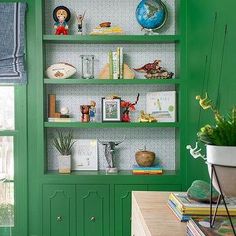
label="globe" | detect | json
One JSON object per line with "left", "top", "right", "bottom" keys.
{"left": 136, "top": 0, "right": 168, "bottom": 31}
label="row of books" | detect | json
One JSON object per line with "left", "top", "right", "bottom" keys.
{"left": 168, "top": 192, "right": 236, "bottom": 222}
{"left": 187, "top": 216, "right": 236, "bottom": 236}
{"left": 132, "top": 164, "right": 163, "bottom": 175}
{"left": 108, "top": 47, "right": 124, "bottom": 79}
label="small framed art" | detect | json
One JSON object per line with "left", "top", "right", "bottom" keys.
{"left": 102, "top": 97, "right": 121, "bottom": 122}
{"left": 72, "top": 139, "right": 98, "bottom": 170}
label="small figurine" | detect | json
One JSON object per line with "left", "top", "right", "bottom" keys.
{"left": 98, "top": 136, "right": 126, "bottom": 173}
{"left": 121, "top": 94, "right": 140, "bottom": 122}
{"left": 77, "top": 11, "right": 86, "bottom": 35}
{"left": 186, "top": 142, "right": 206, "bottom": 160}
{"left": 80, "top": 105, "right": 91, "bottom": 122}
{"left": 89, "top": 101, "right": 96, "bottom": 122}
{"left": 138, "top": 110, "right": 157, "bottom": 123}
{"left": 53, "top": 6, "right": 71, "bottom": 35}
{"left": 134, "top": 60, "right": 174, "bottom": 79}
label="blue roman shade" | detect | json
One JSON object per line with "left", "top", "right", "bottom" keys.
{"left": 0, "top": 2, "right": 27, "bottom": 84}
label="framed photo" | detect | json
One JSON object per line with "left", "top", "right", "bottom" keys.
{"left": 72, "top": 139, "right": 98, "bottom": 170}
{"left": 102, "top": 98, "right": 121, "bottom": 122}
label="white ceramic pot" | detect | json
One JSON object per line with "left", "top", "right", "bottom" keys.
{"left": 58, "top": 155, "right": 71, "bottom": 174}
{"left": 207, "top": 145, "right": 236, "bottom": 197}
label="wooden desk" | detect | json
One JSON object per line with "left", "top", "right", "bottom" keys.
{"left": 132, "top": 191, "right": 187, "bottom": 236}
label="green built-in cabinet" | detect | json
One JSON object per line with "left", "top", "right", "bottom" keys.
{"left": 29, "top": 0, "right": 187, "bottom": 235}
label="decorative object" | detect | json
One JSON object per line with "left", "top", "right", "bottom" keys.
{"left": 60, "top": 107, "right": 69, "bottom": 118}
{"left": 52, "top": 130, "right": 76, "bottom": 174}
{"left": 80, "top": 104, "right": 91, "bottom": 122}
{"left": 72, "top": 139, "right": 98, "bottom": 170}
{"left": 46, "top": 63, "right": 76, "bottom": 79}
{"left": 77, "top": 11, "right": 86, "bottom": 35}
{"left": 99, "top": 63, "right": 135, "bottom": 80}
{"left": 48, "top": 94, "right": 61, "bottom": 118}
{"left": 134, "top": 60, "right": 174, "bottom": 79}
{"left": 53, "top": 6, "right": 71, "bottom": 35}
{"left": 90, "top": 22, "right": 124, "bottom": 35}
{"left": 146, "top": 91, "right": 176, "bottom": 122}
{"left": 121, "top": 94, "right": 140, "bottom": 122}
{"left": 187, "top": 94, "right": 236, "bottom": 232}
{"left": 80, "top": 55, "right": 95, "bottom": 79}
{"left": 102, "top": 97, "right": 121, "bottom": 122}
{"left": 187, "top": 180, "right": 219, "bottom": 203}
{"left": 138, "top": 110, "right": 157, "bottom": 122}
{"left": 136, "top": 0, "right": 168, "bottom": 35}
{"left": 135, "top": 146, "right": 156, "bottom": 167}
{"left": 98, "top": 136, "right": 125, "bottom": 173}
{"left": 89, "top": 101, "right": 96, "bottom": 122}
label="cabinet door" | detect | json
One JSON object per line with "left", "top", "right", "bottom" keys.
{"left": 115, "top": 185, "right": 147, "bottom": 236}
{"left": 43, "top": 185, "right": 76, "bottom": 236}
{"left": 77, "top": 185, "right": 110, "bottom": 236}
{"left": 148, "top": 184, "right": 182, "bottom": 191}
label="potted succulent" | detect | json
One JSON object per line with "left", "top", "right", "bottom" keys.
{"left": 52, "top": 130, "right": 76, "bottom": 174}
{"left": 189, "top": 93, "right": 236, "bottom": 196}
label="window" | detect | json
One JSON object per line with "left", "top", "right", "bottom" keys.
{"left": 0, "top": 86, "right": 27, "bottom": 235}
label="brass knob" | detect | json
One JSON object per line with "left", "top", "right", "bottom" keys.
{"left": 90, "top": 216, "right": 96, "bottom": 222}
{"left": 57, "top": 216, "right": 62, "bottom": 222}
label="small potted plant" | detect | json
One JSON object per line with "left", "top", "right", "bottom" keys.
{"left": 52, "top": 130, "right": 76, "bottom": 174}
{"left": 188, "top": 93, "right": 236, "bottom": 196}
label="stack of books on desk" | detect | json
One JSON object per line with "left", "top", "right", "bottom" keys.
{"left": 168, "top": 192, "right": 236, "bottom": 222}
{"left": 187, "top": 216, "right": 236, "bottom": 236}
{"left": 132, "top": 164, "right": 163, "bottom": 175}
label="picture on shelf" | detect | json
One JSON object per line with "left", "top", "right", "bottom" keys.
{"left": 146, "top": 91, "right": 176, "bottom": 122}
{"left": 72, "top": 139, "right": 98, "bottom": 170}
{"left": 102, "top": 97, "right": 121, "bottom": 122}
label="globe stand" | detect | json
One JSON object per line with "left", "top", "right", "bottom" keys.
{"left": 143, "top": 29, "right": 159, "bottom": 35}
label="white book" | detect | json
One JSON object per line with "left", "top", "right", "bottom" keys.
{"left": 112, "top": 52, "right": 118, "bottom": 79}
{"left": 146, "top": 91, "right": 176, "bottom": 122}
{"left": 48, "top": 117, "right": 74, "bottom": 122}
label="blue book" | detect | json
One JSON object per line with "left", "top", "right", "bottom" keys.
{"left": 132, "top": 164, "right": 163, "bottom": 170}
{"left": 168, "top": 199, "right": 190, "bottom": 222}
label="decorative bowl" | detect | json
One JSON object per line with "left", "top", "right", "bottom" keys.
{"left": 135, "top": 150, "right": 155, "bottom": 167}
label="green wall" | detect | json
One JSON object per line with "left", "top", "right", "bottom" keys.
{"left": 186, "top": 0, "right": 236, "bottom": 186}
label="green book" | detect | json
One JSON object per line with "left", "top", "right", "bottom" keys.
{"left": 108, "top": 51, "right": 113, "bottom": 79}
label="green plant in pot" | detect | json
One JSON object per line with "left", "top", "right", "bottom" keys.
{"left": 188, "top": 93, "right": 236, "bottom": 196}
{"left": 53, "top": 130, "right": 76, "bottom": 174}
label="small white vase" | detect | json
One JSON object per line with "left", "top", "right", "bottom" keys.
{"left": 207, "top": 145, "right": 236, "bottom": 197}
{"left": 58, "top": 155, "right": 71, "bottom": 174}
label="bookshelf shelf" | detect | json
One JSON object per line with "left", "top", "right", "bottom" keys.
{"left": 44, "top": 122, "right": 179, "bottom": 128}
{"left": 43, "top": 34, "right": 180, "bottom": 44}
{"left": 44, "top": 78, "right": 180, "bottom": 85}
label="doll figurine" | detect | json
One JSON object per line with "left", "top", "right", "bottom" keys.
{"left": 89, "top": 101, "right": 96, "bottom": 122}
{"left": 77, "top": 11, "right": 86, "bottom": 35}
{"left": 53, "top": 6, "right": 71, "bottom": 35}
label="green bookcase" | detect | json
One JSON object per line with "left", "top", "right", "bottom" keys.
{"left": 28, "top": 0, "right": 187, "bottom": 235}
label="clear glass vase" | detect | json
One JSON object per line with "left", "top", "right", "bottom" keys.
{"left": 80, "top": 55, "right": 95, "bottom": 79}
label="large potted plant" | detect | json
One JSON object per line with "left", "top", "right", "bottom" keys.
{"left": 52, "top": 130, "right": 76, "bottom": 174}
{"left": 191, "top": 93, "right": 236, "bottom": 196}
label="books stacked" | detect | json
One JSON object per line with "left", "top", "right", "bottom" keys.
{"left": 108, "top": 47, "right": 124, "bottom": 79}
{"left": 187, "top": 216, "right": 236, "bottom": 236}
{"left": 168, "top": 192, "right": 236, "bottom": 222}
{"left": 48, "top": 117, "right": 74, "bottom": 122}
{"left": 132, "top": 164, "right": 163, "bottom": 175}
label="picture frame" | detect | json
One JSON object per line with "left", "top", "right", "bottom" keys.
{"left": 102, "top": 97, "right": 121, "bottom": 122}
{"left": 71, "top": 139, "right": 98, "bottom": 170}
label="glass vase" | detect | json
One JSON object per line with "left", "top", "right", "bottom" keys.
{"left": 80, "top": 55, "right": 95, "bottom": 79}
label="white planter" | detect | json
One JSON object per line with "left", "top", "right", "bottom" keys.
{"left": 207, "top": 145, "right": 236, "bottom": 197}
{"left": 58, "top": 155, "right": 71, "bottom": 174}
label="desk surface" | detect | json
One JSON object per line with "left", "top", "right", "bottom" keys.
{"left": 132, "top": 191, "right": 187, "bottom": 236}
